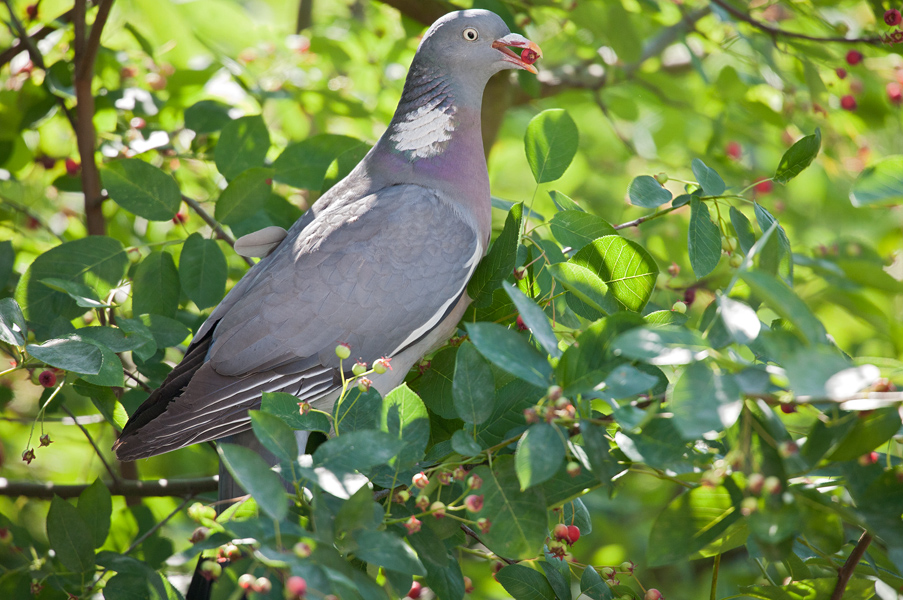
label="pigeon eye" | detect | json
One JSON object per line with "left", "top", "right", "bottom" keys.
{"left": 462, "top": 28, "right": 479, "bottom": 41}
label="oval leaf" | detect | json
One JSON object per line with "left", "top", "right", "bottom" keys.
{"left": 774, "top": 128, "right": 820, "bottom": 184}
{"left": 525, "top": 109, "right": 579, "bottom": 184}
{"left": 101, "top": 159, "right": 181, "bottom": 221}
{"left": 548, "top": 211, "right": 616, "bottom": 253}
{"left": 132, "top": 252, "right": 180, "bottom": 318}
{"left": 250, "top": 410, "right": 300, "bottom": 464}
{"left": 628, "top": 175, "right": 672, "bottom": 208}
{"left": 214, "top": 115, "right": 270, "bottom": 180}
{"left": 27, "top": 336, "right": 103, "bottom": 374}
{"left": 691, "top": 158, "right": 726, "bottom": 196}
{"left": 464, "top": 322, "right": 551, "bottom": 388}
{"left": 47, "top": 496, "right": 96, "bottom": 573}
{"left": 688, "top": 197, "right": 722, "bottom": 278}
{"left": 217, "top": 443, "right": 288, "bottom": 521}
{"left": 179, "top": 233, "right": 227, "bottom": 310}
{"left": 570, "top": 236, "right": 658, "bottom": 312}
{"left": 496, "top": 564, "right": 556, "bottom": 600}
{"left": 515, "top": 423, "right": 566, "bottom": 490}
{"left": 452, "top": 342, "right": 495, "bottom": 425}
{"left": 503, "top": 286, "right": 561, "bottom": 358}
{"left": 214, "top": 167, "right": 273, "bottom": 226}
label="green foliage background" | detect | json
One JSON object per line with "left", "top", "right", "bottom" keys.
{"left": 1, "top": 0, "right": 903, "bottom": 599}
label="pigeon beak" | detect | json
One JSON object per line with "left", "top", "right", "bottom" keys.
{"left": 492, "top": 33, "right": 542, "bottom": 75}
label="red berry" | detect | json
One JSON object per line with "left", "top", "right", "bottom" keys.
{"left": 645, "top": 589, "right": 664, "bottom": 600}
{"left": 859, "top": 451, "right": 879, "bottom": 466}
{"left": 172, "top": 212, "right": 187, "bottom": 224}
{"left": 885, "top": 9, "right": 902, "bottom": 26}
{"left": 285, "top": 576, "right": 307, "bottom": 599}
{"left": 65, "top": 158, "right": 80, "bottom": 177}
{"left": 407, "top": 581, "right": 422, "bottom": 599}
{"left": 888, "top": 82, "right": 903, "bottom": 105}
{"left": 552, "top": 523, "right": 569, "bottom": 542}
{"left": 464, "top": 494, "right": 484, "bottom": 513}
{"left": 25, "top": 4, "right": 37, "bottom": 20}
{"left": 38, "top": 370, "right": 56, "bottom": 387}
{"left": 845, "top": 50, "right": 863, "bottom": 65}
{"left": 754, "top": 179, "right": 773, "bottom": 194}
{"left": 780, "top": 403, "right": 796, "bottom": 414}
{"left": 130, "top": 117, "right": 146, "bottom": 129}
{"left": 835, "top": 67, "right": 847, "bottom": 79}
{"left": 516, "top": 315, "right": 528, "bottom": 331}
{"left": 520, "top": 48, "right": 538, "bottom": 65}
{"left": 725, "top": 141, "right": 741, "bottom": 160}
{"left": 840, "top": 95, "right": 857, "bottom": 111}
{"left": 566, "top": 525, "right": 580, "bottom": 545}
{"left": 683, "top": 287, "right": 696, "bottom": 306}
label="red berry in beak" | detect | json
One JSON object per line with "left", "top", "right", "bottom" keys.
{"left": 520, "top": 48, "right": 538, "bottom": 65}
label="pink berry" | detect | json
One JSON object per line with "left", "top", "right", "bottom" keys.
{"left": 238, "top": 574, "right": 256, "bottom": 590}
{"left": 726, "top": 141, "right": 741, "bottom": 160}
{"left": 407, "top": 581, "right": 422, "bottom": 599}
{"left": 885, "top": 9, "right": 902, "bottom": 26}
{"left": 552, "top": 523, "right": 569, "bottom": 542}
{"left": 841, "top": 95, "right": 857, "bottom": 111}
{"left": 285, "top": 576, "right": 307, "bottom": 598}
{"left": 645, "top": 589, "right": 664, "bottom": 600}
{"left": 465, "top": 495, "right": 484, "bottom": 513}
{"left": 477, "top": 518, "right": 491, "bottom": 533}
{"left": 859, "top": 451, "right": 879, "bottom": 466}
{"left": 754, "top": 179, "right": 773, "bottom": 194}
{"left": 463, "top": 576, "right": 474, "bottom": 593}
{"left": 373, "top": 357, "right": 392, "bottom": 373}
{"left": 566, "top": 525, "right": 580, "bottom": 545}
{"left": 412, "top": 472, "right": 429, "bottom": 489}
{"left": 38, "top": 370, "right": 56, "bottom": 388}
{"left": 130, "top": 117, "right": 146, "bottom": 129}
{"left": 835, "top": 67, "right": 847, "bottom": 79}
{"left": 888, "top": 82, "right": 903, "bottom": 105}
{"left": 430, "top": 501, "right": 446, "bottom": 518}
{"left": 467, "top": 474, "right": 482, "bottom": 490}
{"left": 404, "top": 516, "right": 422, "bottom": 534}
{"left": 253, "top": 577, "right": 271, "bottom": 593}
{"left": 172, "top": 212, "right": 187, "bottom": 224}
{"left": 845, "top": 50, "right": 863, "bottom": 66}
{"left": 65, "top": 158, "right": 80, "bottom": 177}
{"left": 520, "top": 48, "right": 538, "bottom": 65}
{"left": 516, "top": 315, "right": 528, "bottom": 331}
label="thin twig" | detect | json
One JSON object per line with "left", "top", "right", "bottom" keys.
{"left": 710, "top": 0, "right": 884, "bottom": 46}
{"left": 0, "top": 196, "right": 65, "bottom": 241}
{"left": 126, "top": 496, "right": 195, "bottom": 554}
{"left": 1, "top": 0, "right": 45, "bottom": 69}
{"left": 0, "top": 9, "right": 74, "bottom": 69}
{"left": 461, "top": 525, "right": 515, "bottom": 565}
{"left": 60, "top": 404, "right": 121, "bottom": 483}
{"left": 123, "top": 369, "right": 151, "bottom": 392}
{"left": 181, "top": 194, "right": 254, "bottom": 267}
{"left": 75, "top": 0, "right": 114, "bottom": 80}
{"left": 0, "top": 476, "right": 219, "bottom": 498}
{"left": 830, "top": 531, "right": 874, "bottom": 600}
{"left": 613, "top": 206, "right": 680, "bottom": 230}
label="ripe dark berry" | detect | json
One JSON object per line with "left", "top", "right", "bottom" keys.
{"left": 25, "top": 4, "right": 38, "bottom": 20}
{"left": 780, "top": 403, "right": 796, "bottom": 414}
{"left": 835, "top": 67, "right": 847, "bottom": 79}
{"left": 38, "top": 370, "right": 56, "bottom": 388}
{"left": 885, "top": 9, "right": 902, "bottom": 26}
{"left": 407, "top": 581, "right": 422, "bottom": 599}
{"left": 566, "top": 525, "right": 580, "bottom": 545}
{"left": 552, "top": 523, "right": 569, "bottom": 542}
{"left": 840, "top": 95, "right": 857, "bottom": 111}
{"left": 65, "top": 158, "right": 80, "bottom": 177}
{"left": 516, "top": 315, "right": 528, "bottom": 331}
{"left": 172, "top": 212, "right": 187, "bottom": 224}
{"left": 520, "top": 48, "right": 538, "bottom": 65}
{"left": 845, "top": 50, "right": 863, "bottom": 65}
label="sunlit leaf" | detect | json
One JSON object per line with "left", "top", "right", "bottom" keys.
{"left": 774, "top": 128, "right": 821, "bottom": 184}
{"left": 214, "top": 115, "right": 270, "bottom": 180}
{"left": 101, "top": 159, "right": 181, "bottom": 221}
{"left": 525, "top": 109, "right": 579, "bottom": 184}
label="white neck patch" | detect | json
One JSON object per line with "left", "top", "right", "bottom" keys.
{"left": 390, "top": 97, "right": 456, "bottom": 160}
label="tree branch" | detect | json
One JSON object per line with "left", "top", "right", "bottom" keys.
{"left": 181, "top": 194, "right": 254, "bottom": 267}
{"left": 461, "top": 525, "right": 515, "bottom": 565}
{"left": 0, "top": 476, "right": 219, "bottom": 499}
{"left": 0, "top": 9, "right": 74, "bottom": 69}
{"left": 830, "top": 531, "right": 873, "bottom": 600}
{"left": 710, "top": 0, "right": 884, "bottom": 46}
{"left": 295, "top": 0, "right": 313, "bottom": 33}
{"left": 76, "top": 0, "right": 114, "bottom": 81}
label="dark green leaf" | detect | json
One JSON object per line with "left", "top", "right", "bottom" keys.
{"left": 103, "top": 574, "right": 150, "bottom": 600}
{"left": 628, "top": 175, "right": 672, "bottom": 208}
{"left": 539, "top": 560, "right": 571, "bottom": 600}
{"left": 497, "top": 564, "right": 556, "bottom": 600}
{"left": 753, "top": 204, "right": 792, "bottom": 285}
{"left": 214, "top": 115, "right": 270, "bottom": 180}
{"left": 470, "top": 455, "right": 547, "bottom": 560}
{"left": 250, "top": 410, "right": 299, "bottom": 464}
{"left": 548, "top": 211, "right": 616, "bottom": 252}
{"left": 580, "top": 565, "right": 614, "bottom": 600}
{"left": 468, "top": 203, "right": 522, "bottom": 306}
{"left": 47, "top": 496, "right": 95, "bottom": 572}
{"left": 717, "top": 295, "right": 761, "bottom": 344}
{"left": 79, "top": 337, "right": 124, "bottom": 387}
{"left": 352, "top": 530, "right": 426, "bottom": 576}
{"left": 184, "top": 100, "right": 232, "bottom": 134}
{"left": 40, "top": 277, "right": 111, "bottom": 309}
{"left": 547, "top": 262, "right": 618, "bottom": 317}
{"left": 132, "top": 252, "right": 180, "bottom": 318}
{"left": 670, "top": 361, "right": 742, "bottom": 440}
{"left": 774, "top": 128, "right": 821, "bottom": 184}
{"left": 561, "top": 497, "right": 592, "bottom": 535}
{"left": 580, "top": 422, "right": 620, "bottom": 483}
{"left": 515, "top": 423, "right": 566, "bottom": 490}
{"left": 450, "top": 429, "right": 483, "bottom": 456}
{"left": 273, "top": 134, "right": 365, "bottom": 190}
{"left": 453, "top": 342, "right": 496, "bottom": 424}
{"left": 261, "top": 391, "right": 331, "bottom": 432}
{"left": 0, "top": 297, "right": 26, "bottom": 345}
{"left": 465, "top": 322, "right": 551, "bottom": 388}
{"left": 742, "top": 578, "right": 872, "bottom": 600}
{"left": 27, "top": 336, "right": 103, "bottom": 374}
{"left": 335, "top": 485, "right": 381, "bottom": 534}
{"left": 504, "top": 286, "right": 560, "bottom": 358}
{"left": 730, "top": 206, "right": 756, "bottom": 255}
{"left": 101, "top": 159, "right": 181, "bottom": 221}
{"left": 827, "top": 407, "right": 901, "bottom": 461}
{"left": 140, "top": 314, "right": 191, "bottom": 349}
{"left": 408, "top": 346, "right": 458, "bottom": 420}
{"left": 570, "top": 236, "right": 658, "bottom": 312}
{"left": 179, "top": 233, "right": 227, "bottom": 310}
{"left": 78, "top": 478, "right": 112, "bottom": 549}
{"left": 313, "top": 430, "right": 405, "bottom": 474}
{"left": 218, "top": 443, "right": 288, "bottom": 520}
{"left": 214, "top": 167, "right": 273, "bottom": 226}
{"left": 549, "top": 190, "right": 583, "bottom": 212}
{"left": 691, "top": 158, "right": 726, "bottom": 196}
{"left": 688, "top": 197, "right": 722, "bottom": 278}
{"left": 334, "top": 387, "right": 383, "bottom": 433}
{"left": 381, "top": 384, "right": 429, "bottom": 468}
{"left": 525, "top": 109, "right": 579, "bottom": 184}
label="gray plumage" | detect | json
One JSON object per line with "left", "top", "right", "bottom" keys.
{"left": 114, "top": 9, "right": 541, "bottom": 462}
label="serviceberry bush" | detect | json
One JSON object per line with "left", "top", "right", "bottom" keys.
{"left": 2, "top": 1, "right": 903, "bottom": 600}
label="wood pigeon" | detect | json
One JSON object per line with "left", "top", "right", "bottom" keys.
{"left": 113, "top": 11, "right": 541, "bottom": 473}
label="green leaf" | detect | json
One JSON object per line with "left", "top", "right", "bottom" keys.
{"left": 691, "top": 158, "right": 726, "bottom": 196}
{"left": 179, "top": 233, "right": 227, "bottom": 310}
{"left": 15, "top": 236, "right": 128, "bottom": 325}
{"left": 250, "top": 410, "right": 299, "bottom": 464}
{"left": 408, "top": 346, "right": 458, "bottom": 420}
{"left": 611, "top": 326, "right": 708, "bottom": 366}
{"left": 214, "top": 115, "right": 270, "bottom": 180}
{"left": 334, "top": 387, "right": 383, "bottom": 433}
{"left": 754, "top": 204, "right": 792, "bottom": 285}
{"left": 580, "top": 565, "right": 614, "bottom": 600}
{"left": 570, "top": 236, "right": 658, "bottom": 312}
{"left": 0, "top": 297, "right": 27, "bottom": 346}
{"left": 352, "top": 530, "right": 426, "bottom": 576}
{"left": 496, "top": 564, "right": 556, "bottom": 600}
{"left": 79, "top": 337, "right": 124, "bottom": 387}
{"left": 465, "top": 322, "right": 551, "bottom": 388}
{"left": 452, "top": 342, "right": 495, "bottom": 425}
{"left": 515, "top": 423, "right": 566, "bottom": 490}
{"left": 539, "top": 560, "right": 570, "bottom": 600}
{"left": 628, "top": 175, "right": 672, "bottom": 208}
{"left": 827, "top": 407, "right": 901, "bottom": 461}
{"left": 260, "top": 391, "right": 331, "bottom": 432}
{"left": 548, "top": 211, "right": 616, "bottom": 253}
{"left": 77, "top": 478, "right": 112, "bottom": 549}
{"left": 217, "top": 443, "right": 289, "bottom": 521}
{"left": 717, "top": 295, "right": 761, "bottom": 344}
{"left": 742, "top": 578, "right": 873, "bottom": 600}
{"left": 670, "top": 361, "right": 742, "bottom": 440}
{"left": 470, "top": 455, "right": 548, "bottom": 560}
{"left": 688, "top": 197, "right": 722, "bottom": 278}
{"left": 773, "top": 128, "right": 821, "bottom": 184}
{"left": 580, "top": 421, "right": 621, "bottom": 483}
{"left": 47, "top": 496, "right": 96, "bottom": 572}
{"left": 214, "top": 167, "right": 273, "bottom": 226}
{"left": 132, "top": 252, "right": 180, "bottom": 318}
{"left": 273, "top": 134, "right": 365, "bottom": 190}
{"left": 140, "top": 314, "right": 191, "bottom": 349}
{"left": 450, "top": 429, "right": 483, "bottom": 456}
{"left": 40, "top": 277, "right": 111, "bottom": 309}
{"left": 103, "top": 574, "right": 150, "bottom": 600}
{"left": 313, "top": 430, "right": 405, "bottom": 474}
{"left": 730, "top": 206, "right": 756, "bottom": 255}
{"left": 549, "top": 190, "right": 583, "bottom": 212}
{"left": 468, "top": 202, "right": 522, "bottom": 306}
{"left": 525, "top": 109, "right": 579, "bottom": 184}
{"left": 547, "top": 262, "right": 617, "bottom": 316}
{"left": 335, "top": 485, "right": 381, "bottom": 535}
{"left": 740, "top": 270, "right": 827, "bottom": 344}
{"left": 849, "top": 155, "right": 903, "bottom": 207}
{"left": 647, "top": 483, "right": 744, "bottom": 566}
{"left": 184, "top": 100, "right": 232, "bottom": 134}
{"left": 504, "top": 286, "right": 561, "bottom": 358}
{"left": 27, "top": 335, "right": 103, "bottom": 374}
{"left": 100, "top": 159, "right": 181, "bottom": 221}
{"left": 381, "top": 384, "right": 429, "bottom": 468}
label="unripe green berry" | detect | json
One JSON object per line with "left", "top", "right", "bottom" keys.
{"left": 729, "top": 254, "right": 743, "bottom": 268}
{"left": 654, "top": 172, "right": 669, "bottom": 184}
{"left": 672, "top": 301, "right": 687, "bottom": 314}
{"left": 352, "top": 361, "right": 367, "bottom": 376}
{"left": 335, "top": 343, "right": 351, "bottom": 359}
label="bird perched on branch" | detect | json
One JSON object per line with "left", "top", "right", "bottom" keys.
{"left": 113, "top": 9, "right": 540, "bottom": 479}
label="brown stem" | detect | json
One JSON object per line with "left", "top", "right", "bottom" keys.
{"left": 0, "top": 9, "right": 74, "bottom": 69}
{"left": 76, "top": 0, "right": 114, "bottom": 80}
{"left": 830, "top": 531, "right": 874, "bottom": 600}
{"left": 710, "top": 0, "right": 883, "bottom": 45}
{"left": 60, "top": 404, "right": 121, "bottom": 483}
{"left": 295, "top": 0, "right": 313, "bottom": 32}
{"left": 613, "top": 205, "right": 680, "bottom": 230}
{"left": 181, "top": 194, "right": 255, "bottom": 267}
{"left": 0, "top": 476, "right": 219, "bottom": 499}
{"left": 461, "top": 525, "right": 515, "bottom": 565}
